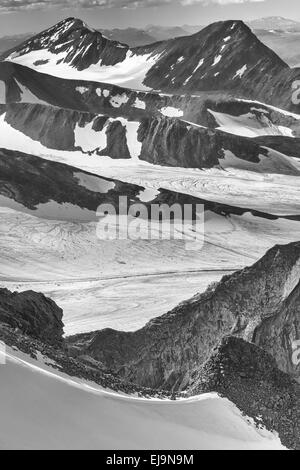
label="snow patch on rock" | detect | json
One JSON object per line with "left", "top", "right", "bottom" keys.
{"left": 109, "top": 93, "right": 129, "bottom": 108}
{"left": 74, "top": 172, "right": 115, "bottom": 194}
{"left": 233, "top": 65, "right": 247, "bottom": 79}
{"left": 208, "top": 109, "right": 295, "bottom": 138}
{"left": 160, "top": 106, "right": 184, "bottom": 118}
{"left": 212, "top": 55, "right": 222, "bottom": 66}
{"left": 76, "top": 86, "right": 89, "bottom": 95}
{"left": 74, "top": 120, "right": 109, "bottom": 153}
{"left": 133, "top": 97, "right": 146, "bottom": 110}
{"left": 138, "top": 188, "right": 160, "bottom": 202}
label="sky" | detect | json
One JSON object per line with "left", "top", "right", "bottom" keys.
{"left": 0, "top": 0, "right": 299, "bottom": 36}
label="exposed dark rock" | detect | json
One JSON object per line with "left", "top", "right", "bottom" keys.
{"left": 188, "top": 337, "right": 300, "bottom": 450}
{"left": 0, "top": 288, "right": 64, "bottom": 346}
{"left": 67, "top": 242, "right": 300, "bottom": 390}
{"left": 0, "top": 323, "right": 176, "bottom": 399}
{"left": 253, "top": 280, "right": 300, "bottom": 382}
{"left": 0, "top": 102, "right": 298, "bottom": 175}
{"left": 138, "top": 115, "right": 269, "bottom": 169}
{"left": 2, "top": 18, "right": 129, "bottom": 70}
{"left": 1, "top": 147, "right": 297, "bottom": 225}
{"left": 99, "top": 120, "right": 131, "bottom": 159}
{"left": 0, "top": 147, "right": 143, "bottom": 212}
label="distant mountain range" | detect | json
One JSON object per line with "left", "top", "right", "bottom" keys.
{"left": 248, "top": 16, "right": 300, "bottom": 31}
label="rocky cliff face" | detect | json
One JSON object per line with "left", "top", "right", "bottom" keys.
{"left": 1, "top": 102, "right": 299, "bottom": 175}
{"left": 138, "top": 115, "right": 269, "bottom": 168}
{"left": 189, "top": 337, "right": 300, "bottom": 450}
{"left": 0, "top": 288, "right": 64, "bottom": 346}
{"left": 253, "top": 280, "right": 300, "bottom": 382}
{"left": 140, "top": 20, "right": 289, "bottom": 93}
{"left": 67, "top": 242, "right": 300, "bottom": 390}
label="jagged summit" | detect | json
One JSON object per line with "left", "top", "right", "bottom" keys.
{"left": 4, "top": 16, "right": 129, "bottom": 72}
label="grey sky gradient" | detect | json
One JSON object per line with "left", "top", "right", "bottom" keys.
{"left": 0, "top": 0, "right": 299, "bottom": 35}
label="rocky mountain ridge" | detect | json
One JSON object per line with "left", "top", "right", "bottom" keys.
{"left": 189, "top": 337, "right": 300, "bottom": 450}
{"left": 2, "top": 18, "right": 300, "bottom": 113}
{"left": 0, "top": 249, "right": 299, "bottom": 448}
{"left": 0, "top": 288, "right": 64, "bottom": 345}
{"left": 1, "top": 101, "right": 299, "bottom": 175}
{"left": 67, "top": 242, "right": 300, "bottom": 390}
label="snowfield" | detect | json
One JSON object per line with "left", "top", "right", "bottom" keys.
{"left": 6, "top": 49, "right": 163, "bottom": 90}
{"left": 0, "top": 348, "right": 285, "bottom": 450}
{"left": 1, "top": 204, "right": 299, "bottom": 335}
{"left": 208, "top": 108, "right": 295, "bottom": 138}
{"left": 160, "top": 106, "right": 184, "bottom": 117}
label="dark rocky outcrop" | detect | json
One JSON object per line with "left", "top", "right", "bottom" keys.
{"left": 67, "top": 242, "right": 300, "bottom": 390}
{"left": 1, "top": 102, "right": 299, "bottom": 175}
{"left": 188, "top": 337, "right": 300, "bottom": 450}
{"left": 138, "top": 115, "right": 269, "bottom": 169}
{"left": 254, "top": 135, "right": 300, "bottom": 158}
{"left": 0, "top": 288, "right": 64, "bottom": 346}
{"left": 0, "top": 323, "right": 175, "bottom": 399}
{"left": 0, "top": 148, "right": 143, "bottom": 213}
{"left": 253, "top": 280, "right": 300, "bottom": 382}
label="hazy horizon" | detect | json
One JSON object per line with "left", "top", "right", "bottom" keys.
{"left": 0, "top": 0, "right": 300, "bottom": 36}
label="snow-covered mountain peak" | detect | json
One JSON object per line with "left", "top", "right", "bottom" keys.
{"left": 5, "top": 17, "right": 129, "bottom": 73}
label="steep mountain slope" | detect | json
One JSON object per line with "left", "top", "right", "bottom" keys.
{"left": 2, "top": 59, "right": 299, "bottom": 132}
{"left": 2, "top": 17, "right": 158, "bottom": 91}
{"left": 189, "top": 336, "right": 300, "bottom": 450}
{"left": 3, "top": 18, "right": 131, "bottom": 73}
{"left": 0, "top": 289, "right": 63, "bottom": 346}
{"left": 0, "top": 147, "right": 145, "bottom": 218}
{"left": 67, "top": 242, "right": 300, "bottom": 390}
{"left": 3, "top": 18, "right": 300, "bottom": 112}
{"left": 0, "top": 101, "right": 299, "bottom": 175}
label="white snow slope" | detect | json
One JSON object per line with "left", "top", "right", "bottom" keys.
{"left": 6, "top": 49, "right": 163, "bottom": 91}
{"left": 208, "top": 108, "right": 296, "bottom": 138}
{"left": 0, "top": 348, "right": 285, "bottom": 450}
